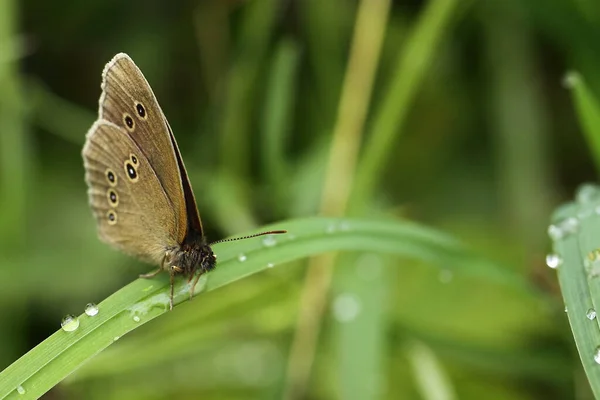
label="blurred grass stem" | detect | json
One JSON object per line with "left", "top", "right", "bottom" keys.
{"left": 0, "top": 0, "right": 28, "bottom": 251}
{"left": 283, "top": 0, "right": 391, "bottom": 398}
{"left": 350, "top": 0, "right": 460, "bottom": 211}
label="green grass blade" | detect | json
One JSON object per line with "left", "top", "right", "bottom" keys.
{"left": 550, "top": 184, "right": 600, "bottom": 398}
{"left": 261, "top": 38, "right": 299, "bottom": 197}
{"left": 0, "top": 0, "right": 28, "bottom": 252}
{"left": 406, "top": 340, "right": 456, "bottom": 400}
{"left": 351, "top": 0, "right": 462, "bottom": 209}
{"left": 565, "top": 71, "right": 600, "bottom": 174}
{"left": 219, "top": 0, "right": 277, "bottom": 177}
{"left": 0, "top": 216, "right": 528, "bottom": 399}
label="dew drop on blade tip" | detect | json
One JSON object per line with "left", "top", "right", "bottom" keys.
{"left": 262, "top": 235, "right": 277, "bottom": 247}
{"left": 594, "top": 346, "right": 600, "bottom": 364}
{"left": 545, "top": 253, "right": 562, "bottom": 269}
{"left": 85, "top": 303, "right": 99, "bottom": 316}
{"left": 61, "top": 315, "right": 80, "bottom": 332}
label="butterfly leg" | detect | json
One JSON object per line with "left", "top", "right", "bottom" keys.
{"left": 139, "top": 268, "right": 161, "bottom": 279}
{"left": 168, "top": 265, "right": 183, "bottom": 310}
{"left": 189, "top": 272, "right": 204, "bottom": 301}
{"left": 169, "top": 271, "right": 175, "bottom": 311}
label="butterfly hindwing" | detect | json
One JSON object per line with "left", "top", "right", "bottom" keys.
{"left": 83, "top": 120, "right": 180, "bottom": 264}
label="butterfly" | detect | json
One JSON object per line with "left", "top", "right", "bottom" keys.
{"left": 82, "top": 53, "right": 285, "bottom": 310}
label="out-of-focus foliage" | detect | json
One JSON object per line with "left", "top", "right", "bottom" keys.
{"left": 0, "top": 0, "right": 597, "bottom": 398}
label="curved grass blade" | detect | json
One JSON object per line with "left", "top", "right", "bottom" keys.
{"left": 0, "top": 216, "right": 529, "bottom": 399}
{"left": 550, "top": 184, "right": 600, "bottom": 398}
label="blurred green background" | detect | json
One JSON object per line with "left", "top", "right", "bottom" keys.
{"left": 1, "top": 0, "right": 598, "bottom": 398}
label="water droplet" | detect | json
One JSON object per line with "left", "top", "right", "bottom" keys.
{"left": 587, "top": 308, "right": 597, "bottom": 320}
{"left": 565, "top": 306, "right": 568, "bottom": 313}
{"left": 16, "top": 385, "right": 25, "bottom": 395}
{"left": 84, "top": 303, "right": 99, "bottom": 317}
{"left": 548, "top": 217, "right": 579, "bottom": 241}
{"left": 238, "top": 253, "right": 247, "bottom": 262}
{"left": 576, "top": 184, "right": 600, "bottom": 204}
{"left": 594, "top": 347, "right": 600, "bottom": 364}
{"left": 326, "top": 224, "right": 336, "bottom": 234}
{"left": 585, "top": 250, "right": 600, "bottom": 278}
{"left": 113, "top": 336, "right": 120, "bottom": 341}
{"left": 267, "top": 263, "right": 274, "bottom": 268}
{"left": 133, "top": 315, "right": 140, "bottom": 322}
{"left": 562, "top": 71, "right": 581, "bottom": 89}
{"left": 262, "top": 235, "right": 277, "bottom": 247}
{"left": 438, "top": 269, "right": 453, "bottom": 283}
{"left": 332, "top": 293, "right": 361, "bottom": 323}
{"left": 61, "top": 315, "right": 80, "bottom": 332}
{"left": 545, "top": 253, "right": 562, "bottom": 269}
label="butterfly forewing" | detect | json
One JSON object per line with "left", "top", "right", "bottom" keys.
{"left": 83, "top": 121, "right": 180, "bottom": 264}
{"left": 98, "top": 53, "right": 191, "bottom": 242}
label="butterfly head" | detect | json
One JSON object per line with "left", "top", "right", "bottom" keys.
{"left": 199, "top": 244, "right": 216, "bottom": 273}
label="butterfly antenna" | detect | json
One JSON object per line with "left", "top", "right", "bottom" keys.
{"left": 210, "top": 230, "right": 287, "bottom": 245}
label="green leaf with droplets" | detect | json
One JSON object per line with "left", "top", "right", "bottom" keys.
{"left": 550, "top": 184, "right": 600, "bottom": 398}
{"left": 0, "top": 216, "right": 530, "bottom": 400}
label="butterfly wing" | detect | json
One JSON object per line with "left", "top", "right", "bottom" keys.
{"left": 98, "top": 53, "right": 201, "bottom": 242}
{"left": 164, "top": 119, "right": 203, "bottom": 235}
{"left": 83, "top": 120, "right": 180, "bottom": 264}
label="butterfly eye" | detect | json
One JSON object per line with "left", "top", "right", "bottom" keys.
{"left": 123, "top": 113, "right": 135, "bottom": 131}
{"left": 105, "top": 169, "right": 117, "bottom": 187}
{"left": 135, "top": 102, "right": 147, "bottom": 119}
{"left": 107, "top": 210, "right": 117, "bottom": 225}
{"left": 107, "top": 189, "right": 119, "bottom": 206}
{"left": 124, "top": 161, "right": 139, "bottom": 182}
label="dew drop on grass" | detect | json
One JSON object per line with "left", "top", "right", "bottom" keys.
{"left": 113, "top": 336, "right": 120, "bottom": 341}
{"left": 238, "top": 253, "right": 247, "bottom": 262}
{"left": 545, "top": 254, "right": 562, "bottom": 269}
{"left": 84, "top": 303, "right": 99, "bottom": 316}
{"left": 267, "top": 263, "right": 274, "bottom": 268}
{"left": 333, "top": 293, "right": 361, "bottom": 323}
{"left": 133, "top": 315, "right": 141, "bottom": 322}
{"left": 587, "top": 309, "right": 597, "bottom": 321}
{"left": 594, "top": 347, "right": 600, "bottom": 364}
{"left": 547, "top": 217, "right": 579, "bottom": 241}
{"left": 16, "top": 385, "right": 25, "bottom": 395}
{"left": 61, "top": 315, "right": 80, "bottom": 332}
{"left": 576, "top": 183, "right": 600, "bottom": 204}
{"left": 262, "top": 235, "right": 277, "bottom": 247}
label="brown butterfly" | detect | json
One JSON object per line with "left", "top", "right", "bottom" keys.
{"left": 82, "top": 53, "right": 284, "bottom": 310}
